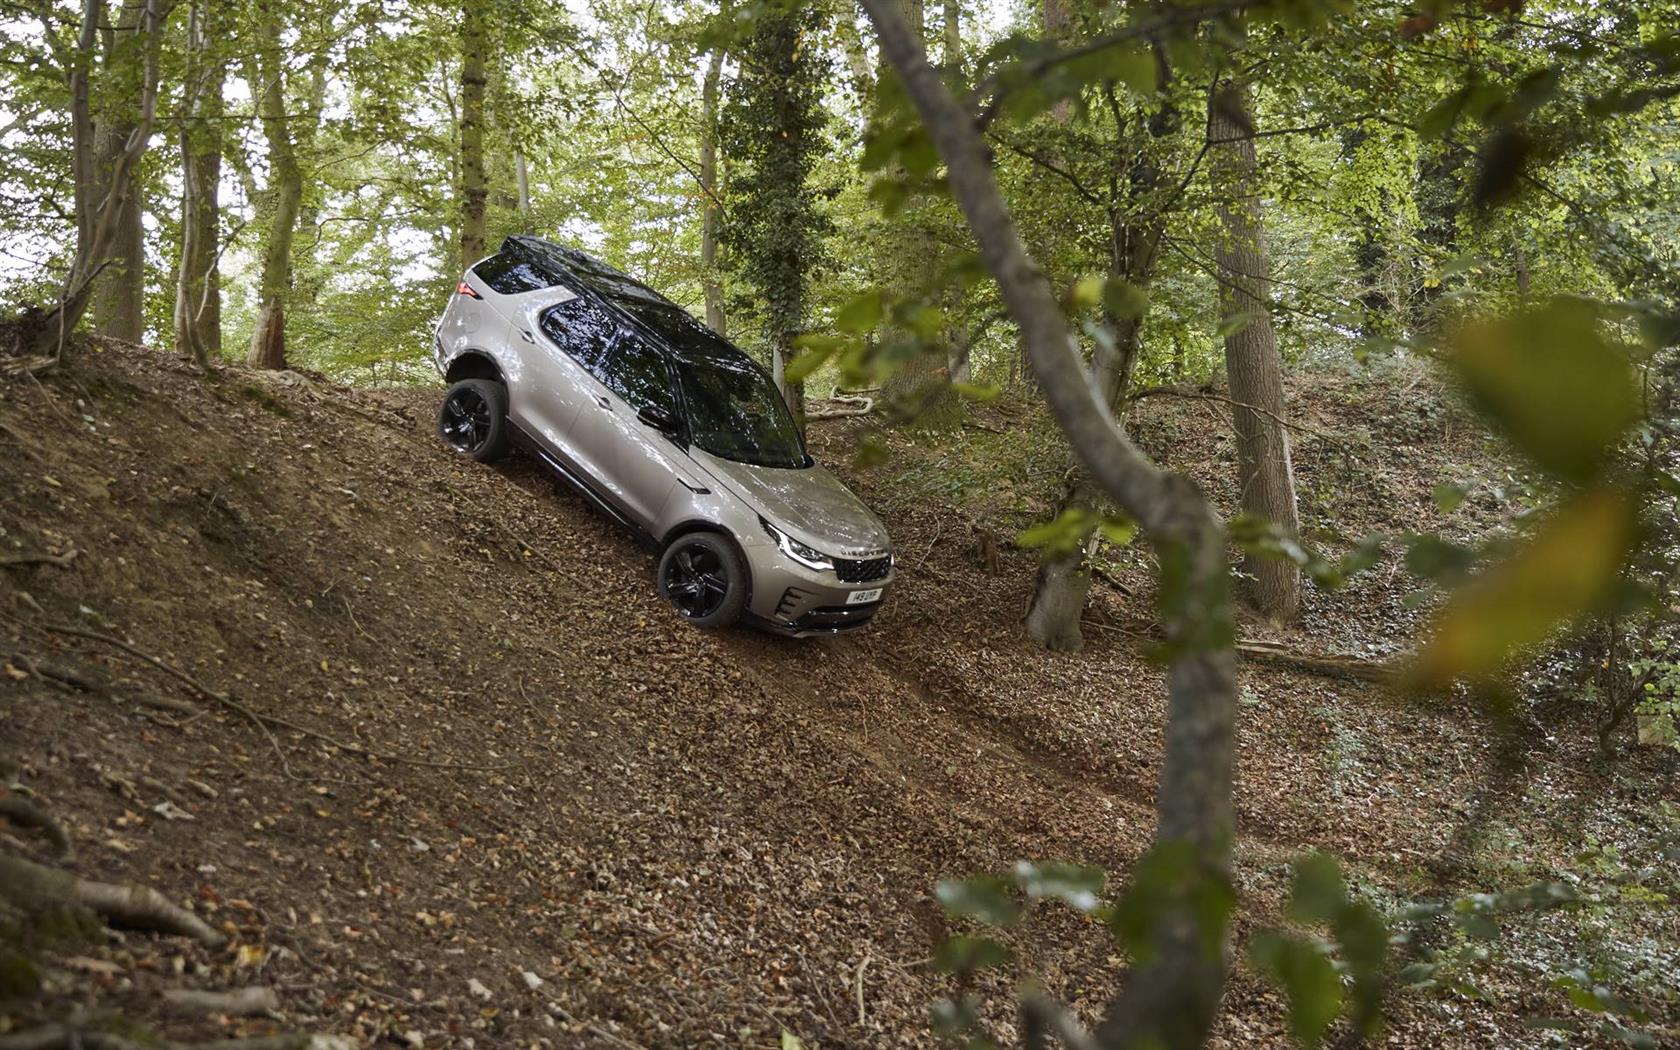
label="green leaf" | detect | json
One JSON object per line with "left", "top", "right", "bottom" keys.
{"left": 1217, "top": 309, "right": 1265, "bottom": 337}
{"left": 1412, "top": 487, "right": 1640, "bottom": 687}
{"left": 932, "top": 935, "right": 1014, "bottom": 973}
{"left": 1248, "top": 932, "right": 1343, "bottom": 1048}
{"left": 780, "top": 1032, "right": 802, "bottom": 1050}
{"left": 1097, "top": 517, "right": 1138, "bottom": 548}
{"left": 1070, "top": 275, "right": 1105, "bottom": 309}
{"left": 1103, "top": 279, "right": 1149, "bottom": 321}
{"left": 1404, "top": 534, "right": 1476, "bottom": 583}
{"left": 1016, "top": 508, "right": 1099, "bottom": 559}
{"left": 936, "top": 876, "right": 1022, "bottom": 926}
{"left": 951, "top": 381, "right": 1001, "bottom": 402}
{"left": 783, "top": 349, "right": 835, "bottom": 385}
{"left": 1288, "top": 853, "right": 1348, "bottom": 924}
{"left": 1432, "top": 484, "right": 1466, "bottom": 514}
{"left": 1106, "top": 44, "right": 1155, "bottom": 96}
{"left": 1451, "top": 301, "right": 1639, "bottom": 483}
{"left": 837, "top": 290, "right": 884, "bottom": 334}
{"left": 1013, "top": 861, "right": 1105, "bottom": 912}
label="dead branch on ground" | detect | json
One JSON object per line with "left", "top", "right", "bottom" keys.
{"left": 805, "top": 394, "right": 876, "bottom": 421}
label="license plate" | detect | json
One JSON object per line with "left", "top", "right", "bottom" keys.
{"left": 846, "top": 588, "right": 883, "bottom": 605}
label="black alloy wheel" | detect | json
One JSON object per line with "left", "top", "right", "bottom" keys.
{"left": 437, "top": 378, "right": 508, "bottom": 462}
{"left": 657, "top": 532, "right": 748, "bottom": 628}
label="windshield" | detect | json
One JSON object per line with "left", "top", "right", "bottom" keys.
{"left": 677, "top": 350, "right": 807, "bottom": 468}
{"left": 608, "top": 300, "right": 804, "bottom": 468}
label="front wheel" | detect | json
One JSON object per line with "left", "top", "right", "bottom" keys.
{"left": 437, "top": 378, "right": 508, "bottom": 462}
{"left": 657, "top": 532, "right": 748, "bottom": 629}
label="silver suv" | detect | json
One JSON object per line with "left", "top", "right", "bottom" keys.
{"left": 432, "top": 236, "right": 893, "bottom": 635}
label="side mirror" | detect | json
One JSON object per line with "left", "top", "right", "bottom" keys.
{"left": 637, "top": 403, "right": 678, "bottom": 434}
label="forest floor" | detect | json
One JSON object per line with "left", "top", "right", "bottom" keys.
{"left": 0, "top": 341, "right": 1675, "bottom": 1050}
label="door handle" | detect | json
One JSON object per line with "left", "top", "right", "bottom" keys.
{"left": 595, "top": 395, "right": 611, "bottom": 409}
{"left": 520, "top": 330, "right": 536, "bottom": 343}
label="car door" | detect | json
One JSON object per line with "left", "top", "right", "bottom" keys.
{"left": 567, "top": 326, "right": 684, "bottom": 527}
{"left": 517, "top": 293, "right": 622, "bottom": 472}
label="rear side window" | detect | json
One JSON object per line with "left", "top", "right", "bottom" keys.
{"left": 598, "top": 330, "right": 675, "bottom": 414}
{"left": 540, "top": 296, "right": 619, "bottom": 374}
{"left": 473, "top": 254, "right": 557, "bottom": 295}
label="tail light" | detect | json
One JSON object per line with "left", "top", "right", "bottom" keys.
{"left": 456, "top": 280, "right": 482, "bottom": 300}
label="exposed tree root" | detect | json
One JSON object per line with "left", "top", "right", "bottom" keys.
{"left": 0, "top": 854, "right": 225, "bottom": 947}
{"left": 0, "top": 1025, "right": 353, "bottom": 1050}
{"left": 0, "top": 796, "right": 72, "bottom": 857}
{"left": 163, "top": 986, "right": 280, "bottom": 1016}
{"left": 805, "top": 395, "right": 875, "bottom": 420}
{"left": 0, "top": 549, "right": 79, "bottom": 569}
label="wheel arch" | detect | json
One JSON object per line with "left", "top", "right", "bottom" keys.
{"left": 444, "top": 350, "right": 505, "bottom": 386}
{"left": 660, "top": 520, "right": 753, "bottom": 604}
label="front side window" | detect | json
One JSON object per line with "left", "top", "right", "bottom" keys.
{"left": 473, "top": 254, "right": 557, "bottom": 295}
{"left": 597, "top": 331, "right": 676, "bottom": 415}
{"left": 677, "top": 351, "right": 806, "bottom": 469}
{"left": 540, "top": 296, "right": 619, "bottom": 375}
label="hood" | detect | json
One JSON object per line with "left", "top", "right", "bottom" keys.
{"left": 692, "top": 450, "right": 891, "bottom": 557}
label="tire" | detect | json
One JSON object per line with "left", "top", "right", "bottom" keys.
{"left": 657, "top": 531, "right": 749, "bottom": 629}
{"left": 437, "top": 378, "right": 508, "bottom": 463}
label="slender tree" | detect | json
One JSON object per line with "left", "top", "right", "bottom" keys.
{"left": 89, "top": 0, "right": 148, "bottom": 343}
{"left": 860, "top": 4, "right": 1238, "bottom": 1045}
{"left": 245, "top": 0, "right": 306, "bottom": 370}
{"left": 459, "top": 0, "right": 489, "bottom": 271}
{"left": 699, "top": 46, "right": 726, "bottom": 335}
{"left": 1209, "top": 79, "right": 1301, "bottom": 621}
{"left": 1026, "top": 73, "right": 1177, "bottom": 651}
{"left": 174, "top": 0, "right": 223, "bottom": 365}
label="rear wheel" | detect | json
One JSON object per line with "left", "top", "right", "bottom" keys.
{"left": 658, "top": 532, "right": 748, "bottom": 629}
{"left": 437, "top": 378, "right": 508, "bottom": 462}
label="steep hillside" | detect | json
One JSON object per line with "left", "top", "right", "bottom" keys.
{"left": 1, "top": 344, "right": 1674, "bottom": 1049}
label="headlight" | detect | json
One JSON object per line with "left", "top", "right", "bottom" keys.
{"left": 759, "top": 517, "right": 833, "bottom": 572}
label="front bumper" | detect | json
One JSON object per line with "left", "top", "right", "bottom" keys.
{"left": 743, "top": 544, "right": 894, "bottom": 637}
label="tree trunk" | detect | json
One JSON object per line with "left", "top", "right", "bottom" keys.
{"left": 173, "top": 0, "right": 222, "bottom": 365}
{"left": 942, "top": 0, "right": 960, "bottom": 66}
{"left": 30, "top": 0, "right": 162, "bottom": 357}
{"left": 699, "top": 47, "right": 726, "bottom": 335}
{"left": 245, "top": 0, "right": 302, "bottom": 371}
{"left": 459, "top": 0, "right": 488, "bottom": 272}
{"left": 89, "top": 0, "right": 147, "bottom": 343}
{"left": 858, "top": 8, "right": 1238, "bottom": 1046}
{"left": 1209, "top": 80, "right": 1300, "bottom": 622}
{"left": 514, "top": 149, "right": 532, "bottom": 234}
{"left": 1027, "top": 76, "right": 1174, "bottom": 651}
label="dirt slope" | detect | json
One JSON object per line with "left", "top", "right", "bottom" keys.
{"left": 1, "top": 344, "right": 1674, "bottom": 1049}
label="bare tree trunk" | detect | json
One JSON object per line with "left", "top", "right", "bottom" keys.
{"left": 174, "top": 0, "right": 222, "bottom": 365}
{"left": 860, "top": 7, "right": 1237, "bottom": 1046}
{"left": 1209, "top": 80, "right": 1300, "bottom": 622}
{"left": 773, "top": 335, "right": 802, "bottom": 428}
{"left": 89, "top": 0, "right": 147, "bottom": 343}
{"left": 246, "top": 0, "right": 302, "bottom": 371}
{"left": 699, "top": 47, "right": 726, "bottom": 335}
{"left": 514, "top": 149, "right": 532, "bottom": 234}
{"left": 459, "top": 0, "right": 488, "bottom": 271}
{"left": 942, "top": 0, "right": 960, "bottom": 66}
{"left": 29, "top": 0, "right": 163, "bottom": 358}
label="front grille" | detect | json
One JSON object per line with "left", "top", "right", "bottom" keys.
{"left": 834, "top": 555, "right": 891, "bottom": 583}
{"left": 776, "top": 586, "right": 814, "bottom": 618}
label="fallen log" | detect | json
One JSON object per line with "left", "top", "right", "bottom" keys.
{"left": 164, "top": 987, "right": 281, "bottom": 1017}
{"left": 0, "top": 854, "right": 225, "bottom": 947}
{"left": 1081, "top": 619, "right": 1399, "bottom": 685}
